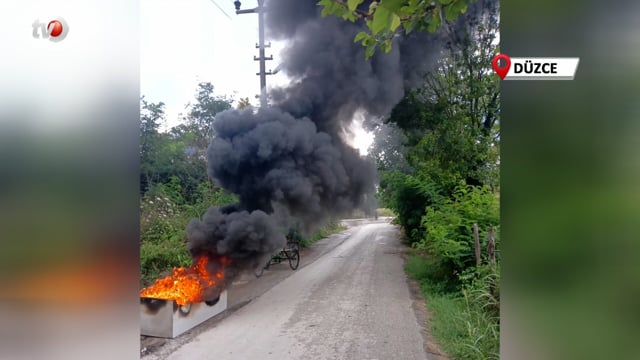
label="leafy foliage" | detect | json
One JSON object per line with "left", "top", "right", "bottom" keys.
{"left": 366, "top": 122, "right": 411, "bottom": 173}
{"left": 373, "top": 0, "right": 499, "bottom": 207}
{"left": 379, "top": 171, "right": 443, "bottom": 243}
{"left": 417, "top": 185, "right": 499, "bottom": 286}
{"left": 236, "top": 97, "right": 252, "bottom": 110}
{"left": 376, "top": 18, "right": 501, "bottom": 239}
{"left": 317, "top": 0, "right": 476, "bottom": 58}
{"left": 172, "top": 82, "right": 234, "bottom": 156}
{"left": 140, "top": 177, "right": 238, "bottom": 285}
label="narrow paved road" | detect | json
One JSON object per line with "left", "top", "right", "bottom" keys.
{"left": 167, "top": 222, "right": 427, "bottom": 360}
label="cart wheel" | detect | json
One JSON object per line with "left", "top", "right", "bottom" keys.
{"left": 288, "top": 249, "right": 300, "bottom": 270}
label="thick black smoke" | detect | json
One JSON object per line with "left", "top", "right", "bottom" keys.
{"left": 186, "top": 0, "right": 496, "bottom": 293}
{"left": 206, "top": 108, "right": 374, "bottom": 220}
{"left": 186, "top": 107, "right": 376, "bottom": 287}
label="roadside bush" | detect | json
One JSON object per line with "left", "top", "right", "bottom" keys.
{"left": 140, "top": 192, "right": 189, "bottom": 285}
{"left": 140, "top": 179, "right": 237, "bottom": 286}
{"left": 140, "top": 192, "right": 181, "bottom": 243}
{"left": 182, "top": 182, "right": 237, "bottom": 218}
{"left": 379, "top": 171, "right": 443, "bottom": 244}
{"left": 415, "top": 185, "right": 499, "bottom": 287}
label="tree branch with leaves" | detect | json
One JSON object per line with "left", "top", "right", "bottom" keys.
{"left": 317, "top": 0, "right": 475, "bottom": 58}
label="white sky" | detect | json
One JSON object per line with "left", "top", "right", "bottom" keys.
{"left": 140, "top": 0, "right": 288, "bottom": 124}
{"left": 140, "top": 0, "right": 373, "bottom": 154}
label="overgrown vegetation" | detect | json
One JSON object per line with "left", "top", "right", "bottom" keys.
{"left": 370, "top": 3, "right": 500, "bottom": 358}
{"left": 140, "top": 179, "right": 238, "bottom": 286}
{"left": 407, "top": 253, "right": 499, "bottom": 359}
{"left": 416, "top": 184, "right": 499, "bottom": 290}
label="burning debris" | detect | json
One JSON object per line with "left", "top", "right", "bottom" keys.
{"left": 140, "top": 256, "right": 228, "bottom": 306}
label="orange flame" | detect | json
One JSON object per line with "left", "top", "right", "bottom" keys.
{"left": 140, "top": 256, "right": 226, "bottom": 306}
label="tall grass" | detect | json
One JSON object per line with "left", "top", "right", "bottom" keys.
{"left": 406, "top": 252, "right": 500, "bottom": 359}
{"left": 139, "top": 184, "right": 237, "bottom": 286}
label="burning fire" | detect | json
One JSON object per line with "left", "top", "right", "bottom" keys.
{"left": 140, "top": 256, "right": 226, "bottom": 306}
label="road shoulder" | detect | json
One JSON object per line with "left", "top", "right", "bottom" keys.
{"left": 401, "top": 246, "right": 451, "bottom": 360}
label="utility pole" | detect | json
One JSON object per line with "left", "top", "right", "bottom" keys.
{"left": 234, "top": 0, "right": 275, "bottom": 108}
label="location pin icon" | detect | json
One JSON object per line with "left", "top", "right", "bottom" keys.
{"left": 492, "top": 53, "right": 511, "bottom": 80}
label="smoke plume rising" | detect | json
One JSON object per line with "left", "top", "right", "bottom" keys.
{"left": 186, "top": 0, "right": 495, "bottom": 296}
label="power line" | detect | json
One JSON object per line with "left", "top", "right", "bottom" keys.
{"left": 208, "top": 0, "right": 232, "bottom": 20}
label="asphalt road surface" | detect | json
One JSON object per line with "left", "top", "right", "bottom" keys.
{"left": 166, "top": 221, "right": 428, "bottom": 360}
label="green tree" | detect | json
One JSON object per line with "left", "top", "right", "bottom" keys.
{"left": 183, "top": 82, "right": 234, "bottom": 151}
{"left": 410, "top": 1, "right": 499, "bottom": 192}
{"left": 237, "top": 97, "right": 252, "bottom": 110}
{"left": 139, "top": 83, "right": 235, "bottom": 203}
{"left": 378, "top": 171, "right": 443, "bottom": 242}
{"left": 140, "top": 84, "right": 235, "bottom": 204}
{"left": 317, "top": 0, "right": 476, "bottom": 58}
{"left": 374, "top": 0, "right": 499, "bottom": 240}
{"left": 367, "top": 122, "right": 410, "bottom": 173}
{"left": 140, "top": 97, "right": 166, "bottom": 194}
{"left": 140, "top": 96, "right": 164, "bottom": 146}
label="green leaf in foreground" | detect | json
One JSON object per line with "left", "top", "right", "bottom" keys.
{"left": 371, "top": 5, "right": 391, "bottom": 35}
{"left": 347, "top": 0, "right": 363, "bottom": 12}
{"left": 381, "top": 0, "right": 405, "bottom": 12}
{"left": 354, "top": 31, "right": 368, "bottom": 43}
{"left": 390, "top": 14, "right": 401, "bottom": 32}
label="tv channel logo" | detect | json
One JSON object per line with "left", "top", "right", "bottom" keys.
{"left": 32, "top": 17, "right": 69, "bottom": 42}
